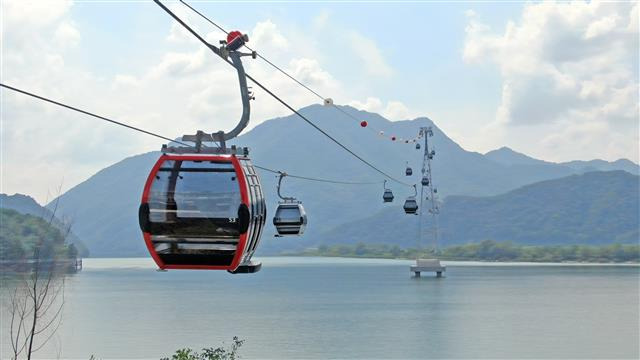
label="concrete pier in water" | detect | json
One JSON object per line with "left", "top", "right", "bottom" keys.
{"left": 410, "top": 258, "right": 445, "bottom": 277}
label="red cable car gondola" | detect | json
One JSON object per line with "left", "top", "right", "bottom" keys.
{"left": 134, "top": 10, "right": 267, "bottom": 273}
{"left": 139, "top": 152, "right": 266, "bottom": 272}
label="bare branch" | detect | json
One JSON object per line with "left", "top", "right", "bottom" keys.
{"left": 7, "top": 182, "right": 69, "bottom": 360}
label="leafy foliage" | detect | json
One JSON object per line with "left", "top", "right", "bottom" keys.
{"left": 160, "top": 337, "right": 244, "bottom": 360}
{"left": 1, "top": 193, "right": 89, "bottom": 256}
{"left": 293, "top": 240, "right": 640, "bottom": 263}
{"left": 0, "top": 208, "right": 76, "bottom": 261}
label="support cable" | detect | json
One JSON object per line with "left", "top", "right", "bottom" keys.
{"left": 179, "top": 0, "right": 398, "bottom": 139}
{"left": 0, "top": 83, "right": 193, "bottom": 148}
{"left": 0, "top": 83, "right": 385, "bottom": 187}
{"left": 254, "top": 165, "right": 383, "bottom": 185}
{"left": 156, "top": 0, "right": 411, "bottom": 186}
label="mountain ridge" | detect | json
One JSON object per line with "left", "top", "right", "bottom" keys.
{"left": 309, "top": 170, "right": 639, "bottom": 252}
{"left": 42, "top": 104, "right": 639, "bottom": 257}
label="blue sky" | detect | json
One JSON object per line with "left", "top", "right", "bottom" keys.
{"left": 68, "top": 1, "right": 515, "bottom": 128}
{"left": 2, "top": 0, "right": 638, "bottom": 202}
{"left": 63, "top": 1, "right": 526, "bottom": 141}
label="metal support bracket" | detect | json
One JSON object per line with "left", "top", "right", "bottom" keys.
{"left": 276, "top": 173, "right": 298, "bottom": 202}
{"left": 154, "top": 0, "right": 255, "bottom": 154}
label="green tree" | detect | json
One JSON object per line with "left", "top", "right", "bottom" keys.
{"left": 161, "top": 337, "right": 244, "bottom": 360}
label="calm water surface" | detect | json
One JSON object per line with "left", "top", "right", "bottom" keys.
{"left": 1, "top": 257, "right": 638, "bottom": 359}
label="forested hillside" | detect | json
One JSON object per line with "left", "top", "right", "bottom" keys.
{"left": 0, "top": 209, "right": 79, "bottom": 261}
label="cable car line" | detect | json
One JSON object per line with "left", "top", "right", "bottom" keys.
{"left": 180, "top": 0, "right": 380, "bottom": 134}
{"left": 254, "top": 165, "right": 384, "bottom": 185}
{"left": 178, "top": 0, "right": 405, "bottom": 142}
{"left": 156, "top": 0, "right": 411, "bottom": 187}
{"left": 0, "top": 82, "right": 388, "bottom": 187}
{"left": 4, "top": 2, "right": 435, "bottom": 273}
{"left": 180, "top": 0, "right": 428, "bottom": 147}
{"left": 240, "top": 74, "right": 412, "bottom": 186}
{"left": 179, "top": 0, "right": 328, "bottom": 101}
{"left": 0, "top": 83, "right": 193, "bottom": 148}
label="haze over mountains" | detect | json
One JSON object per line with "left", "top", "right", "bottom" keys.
{"left": 3, "top": 105, "right": 636, "bottom": 257}
{"left": 313, "top": 171, "right": 638, "bottom": 251}
{"left": 485, "top": 147, "right": 639, "bottom": 174}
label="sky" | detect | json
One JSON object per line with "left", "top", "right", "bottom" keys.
{"left": 1, "top": 0, "right": 638, "bottom": 204}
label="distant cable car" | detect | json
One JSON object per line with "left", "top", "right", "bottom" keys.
{"left": 416, "top": 143, "right": 421, "bottom": 150}
{"left": 403, "top": 185, "right": 419, "bottom": 215}
{"left": 405, "top": 162, "right": 413, "bottom": 176}
{"left": 383, "top": 180, "right": 394, "bottom": 203}
{"left": 421, "top": 176, "right": 429, "bottom": 186}
{"left": 139, "top": 151, "right": 266, "bottom": 273}
{"left": 273, "top": 173, "right": 307, "bottom": 236}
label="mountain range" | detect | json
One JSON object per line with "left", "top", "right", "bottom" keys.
{"left": 309, "top": 170, "right": 638, "bottom": 251}
{"left": 485, "top": 146, "right": 639, "bottom": 173}
{"left": 4, "top": 104, "right": 633, "bottom": 257}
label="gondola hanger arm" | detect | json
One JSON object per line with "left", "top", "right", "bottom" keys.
{"left": 155, "top": 0, "right": 413, "bottom": 188}
{"left": 276, "top": 173, "right": 296, "bottom": 202}
{"left": 153, "top": 0, "right": 256, "bottom": 148}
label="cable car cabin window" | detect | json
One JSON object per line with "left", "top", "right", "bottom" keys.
{"left": 276, "top": 206, "right": 303, "bottom": 222}
{"left": 147, "top": 160, "right": 242, "bottom": 238}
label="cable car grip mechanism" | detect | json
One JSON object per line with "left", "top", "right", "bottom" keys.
{"left": 154, "top": 0, "right": 256, "bottom": 155}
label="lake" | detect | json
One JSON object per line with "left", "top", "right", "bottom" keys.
{"left": 1, "top": 257, "right": 638, "bottom": 359}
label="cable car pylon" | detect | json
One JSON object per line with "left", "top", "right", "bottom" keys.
{"left": 411, "top": 126, "right": 446, "bottom": 278}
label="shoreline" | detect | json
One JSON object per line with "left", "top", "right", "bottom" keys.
{"left": 76, "top": 256, "right": 640, "bottom": 268}
{"left": 277, "top": 254, "right": 640, "bottom": 266}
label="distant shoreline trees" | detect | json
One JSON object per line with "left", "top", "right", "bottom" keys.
{"left": 289, "top": 240, "right": 640, "bottom": 263}
{"left": 0, "top": 209, "right": 81, "bottom": 272}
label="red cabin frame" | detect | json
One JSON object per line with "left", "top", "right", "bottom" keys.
{"left": 141, "top": 154, "right": 250, "bottom": 271}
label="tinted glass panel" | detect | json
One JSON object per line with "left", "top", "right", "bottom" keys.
{"left": 147, "top": 159, "right": 242, "bottom": 238}
{"left": 276, "top": 206, "right": 301, "bottom": 220}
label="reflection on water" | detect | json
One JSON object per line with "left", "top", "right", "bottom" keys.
{"left": 1, "top": 257, "right": 638, "bottom": 359}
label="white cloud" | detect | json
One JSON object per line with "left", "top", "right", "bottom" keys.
{"left": 349, "top": 97, "right": 414, "bottom": 120}
{"left": 1, "top": 7, "right": 359, "bottom": 202}
{"left": 348, "top": 32, "right": 394, "bottom": 78}
{"left": 288, "top": 58, "right": 334, "bottom": 88}
{"left": 313, "top": 10, "right": 330, "bottom": 29}
{"left": 463, "top": 1, "right": 639, "bottom": 162}
{"left": 251, "top": 20, "right": 289, "bottom": 51}
{"left": 54, "top": 21, "right": 81, "bottom": 47}
{"left": 149, "top": 48, "right": 211, "bottom": 78}
{"left": 584, "top": 14, "right": 620, "bottom": 39}
{"left": 2, "top": 0, "right": 72, "bottom": 28}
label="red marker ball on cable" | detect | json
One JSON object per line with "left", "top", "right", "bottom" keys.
{"left": 360, "top": 121, "right": 368, "bottom": 127}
